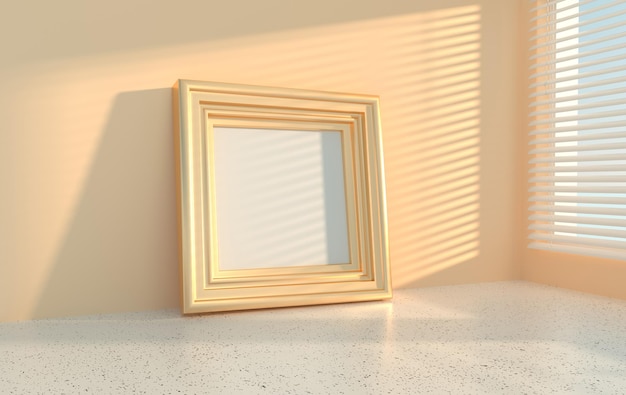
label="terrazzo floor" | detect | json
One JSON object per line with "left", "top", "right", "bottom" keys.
{"left": 2, "top": 281, "right": 626, "bottom": 394}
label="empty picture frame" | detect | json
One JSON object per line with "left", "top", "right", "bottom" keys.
{"left": 173, "top": 80, "right": 391, "bottom": 314}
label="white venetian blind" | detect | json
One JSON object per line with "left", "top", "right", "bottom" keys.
{"left": 528, "top": 0, "right": 626, "bottom": 260}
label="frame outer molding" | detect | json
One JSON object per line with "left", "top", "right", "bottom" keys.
{"left": 173, "top": 79, "right": 392, "bottom": 314}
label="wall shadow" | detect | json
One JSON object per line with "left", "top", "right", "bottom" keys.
{"left": 32, "top": 89, "right": 179, "bottom": 319}
{"left": 2, "top": 0, "right": 481, "bottom": 65}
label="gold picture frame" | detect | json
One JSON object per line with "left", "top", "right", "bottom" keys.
{"left": 173, "top": 80, "right": 391, "bottom": 314}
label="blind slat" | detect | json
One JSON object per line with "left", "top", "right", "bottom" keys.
{"left": 530, "top": 109, "right": 626, "bottom": 126}
{"left": 530, "top": 131, "right": 626, "bottom": 145}
{"left": 529, "top": 0, "right": 556, "bottom": 15}
{"left": 530, "top": 175, "right": 626, "bottom": 183}
{"left": 529, "top": 85, "right": 626, "bottom": 107}
{"left": 530, "top": 185, "right": 626, "bottom": 193}
{"left": 529, "top": 153, "right": 626, "bottom": 163}
{"left": 529, "top": 195, "right": 626, "bottom": 205}
{"left": 530, "top": 224, "right": 626, "bottom": 240}
{"left": 529, "top": 164, "right": 626, "bottom": 173}
{"left": 530, "top": 142, "right": 626, "bottom": 154}
{"left": 529, "top": 205, "right": 626, "bottom": 217}
{"left": 530, "top": 214, "right": 626, "bottom": 228}
{"left": 528, "top": 242, "right": 626, "bottom": 261}
{"left": 529, "top": 119, "right": 626, "bottom": 134}
{"left": 529, "top": 233, "right": 626, "bottom": 251}
{"left": 530, "top": 97, "right": 626, "bottom": 116}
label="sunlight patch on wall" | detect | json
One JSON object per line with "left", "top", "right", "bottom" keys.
{"left": 382, "top": 6, "right": 482, "bottom": 286}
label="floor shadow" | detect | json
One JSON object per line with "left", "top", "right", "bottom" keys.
{"left": 32, "top": 88, "right": 180, "bottom": 319}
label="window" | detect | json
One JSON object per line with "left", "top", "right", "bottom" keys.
{"left": 528, "top": 0, "right": 626, "bottom": 260}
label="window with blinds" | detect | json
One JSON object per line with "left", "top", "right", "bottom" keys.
{"left": 528, "top": 0, "right": 626, "bottom": 260}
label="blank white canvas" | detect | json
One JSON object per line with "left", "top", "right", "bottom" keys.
{"left": 212, "top": 127, "right": 350, "bottom": 270}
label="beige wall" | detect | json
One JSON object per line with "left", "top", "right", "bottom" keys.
{"left": 0, "top": 0, "right": 521, "bottom": 322}
{"left": 523, "top": 250, "right": 626, "bottom": 300}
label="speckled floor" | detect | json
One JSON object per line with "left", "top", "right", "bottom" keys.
{"left": 2, "top": 281, "right": 626, "bottom": 394}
